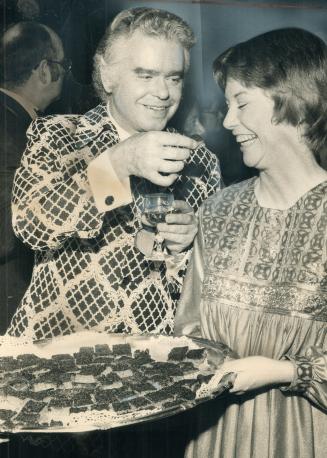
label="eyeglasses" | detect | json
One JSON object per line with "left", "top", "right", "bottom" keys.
{"left": 47, "top": 58, "right": 72, "bottom": 73}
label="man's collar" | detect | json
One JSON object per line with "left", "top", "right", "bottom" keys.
{"left": 106, "top": 102, "right": 131, "bottom": 141}
{"left": 74, "top": 103, "right": 133, "bottom": 149}
{"left": 0, "top": 88, "right": 38, "bottom": 120}
{"left": 74, "top": 103, "right": 120, "bottom": 149}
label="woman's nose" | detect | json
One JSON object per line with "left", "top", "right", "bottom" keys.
{"left": 223, "top": 106, "right": 237, "bottom": 130}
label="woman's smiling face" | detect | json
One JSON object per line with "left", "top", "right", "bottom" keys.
{"left": 223, "top": 78, "right": 300, "bottom": 170}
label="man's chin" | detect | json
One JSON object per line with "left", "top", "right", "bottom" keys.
{"left": 140, "top": 118, "right": 170, "bottom": 132}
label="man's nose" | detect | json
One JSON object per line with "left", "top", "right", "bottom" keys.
{"left": 223, "top": 106, "right": 237, "bottom": 130}
{"left": 153, "top": 77, "right": 169, "bottom": 99}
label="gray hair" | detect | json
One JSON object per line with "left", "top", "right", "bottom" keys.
{"left": 93, "top": 7, "right": 196, "bottom": 102}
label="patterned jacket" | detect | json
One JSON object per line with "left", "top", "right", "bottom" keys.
{"left": 8, "top": 104, "right": 221, "bottom": 340}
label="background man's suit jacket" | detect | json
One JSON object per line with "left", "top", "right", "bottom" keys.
{"left": 0, "top": 91, "right": 34, "bottom": 334}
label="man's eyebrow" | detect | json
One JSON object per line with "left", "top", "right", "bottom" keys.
{"left": 166, "top": 70, "right": 184, "bottom": 77}
{"left": 134, "top": 68, "right": 159, "bottom": 76}
{"left": 133, "top": 68, "right": 184, "bottom": 77}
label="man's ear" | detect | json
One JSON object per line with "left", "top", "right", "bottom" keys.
{"left": 35, "top": 59, "right": 52, "bottom": 85}
{"left": 99, "top": 58, "right": 115, "bottom": 94}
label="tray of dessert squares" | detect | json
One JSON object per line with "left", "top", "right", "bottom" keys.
{"left": 0, "top": 332, "right": 236, "bottom": 434}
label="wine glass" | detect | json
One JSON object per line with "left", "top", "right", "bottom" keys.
{"left": 142, "top": 192, "right": 174, "bottom": 261}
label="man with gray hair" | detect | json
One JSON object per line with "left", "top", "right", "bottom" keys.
{"left": 9, "top": 7, "right": 221, "bottom": 339}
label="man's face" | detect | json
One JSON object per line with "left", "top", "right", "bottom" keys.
{"left": 102, "top": 31, "right": 186, "bottom": 133}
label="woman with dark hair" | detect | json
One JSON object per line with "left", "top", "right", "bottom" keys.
{"left": 175, "top": 28, "right": 327, "bottom": 458}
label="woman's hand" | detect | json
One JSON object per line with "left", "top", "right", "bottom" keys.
{"left": 216, "top": 356, "right": 295, "bottom": 394}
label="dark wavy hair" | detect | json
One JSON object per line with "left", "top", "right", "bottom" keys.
{"left": 213, "top": 28, "right": 327, "bottom": 160}
{"left": 93, "top": 7, "right": 196, "bottom": 102}
{"left": 0, "top": 21, "right": 58, "bottom": 88}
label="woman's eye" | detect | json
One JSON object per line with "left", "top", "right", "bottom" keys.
{"left": 238, "top": 103, "right": 247, "bottom": 109}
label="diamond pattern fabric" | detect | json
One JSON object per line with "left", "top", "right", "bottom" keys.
{"left": 9, "top": 104, "right": 221, "bottom": 339}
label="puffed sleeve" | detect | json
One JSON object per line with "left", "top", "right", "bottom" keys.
{"left": 174, "top": 211, "right": 205, "bottom": 337}
{"left": 282, "top": 346, "right": 327, "bottom": 412}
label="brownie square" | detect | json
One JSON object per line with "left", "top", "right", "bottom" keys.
{"left": 152, "top": 362, "right": 183, "bottom": 376}
{"left": 172, "top": 385, "right": 196, "bottom": 401}
{"left": 147, "top": 388, "right": 173, "bottom": 403}
{"left": 197, "top": 374, "right": 214, "bottom": 384}
{"left": 93, "top": 356, "right": 113, "bottom": 364}
{"left": 112, "top": 401, "right": 131, "bottom": 412}
{"left": 30, "top": 389, "right": 55, "bottom": 400}
{"left": 51, "top": 354, "right": 74, "bottom": 361}
{"left": 130, "top": 396, "right": 151, "bottom": 409}
{"left": 186, "top": 348, "right": 206, "bottom": 360}
{"left": 95, "top": 344, "right": 111, "bottom": 356}
{"left": 167, "top": 346, "right": 189, "bottom": 361}
{"left": 20, "top": 400, "right": 46, "bottom": 414}
{"left": 17, "top": 354, "right": 41, "bottom": 367}
{"left": 94, "top": 389, "right": 117, "bottom": 403}
{"left": 162, "top": 400, "right": 181, "bottom": 409}
{"left": 50, "top": 420, "right": 63, "bottom": 427}
{"left": 179, "top": 362, "right": 197, "bottom": 372}
{"left": 133, "top": 350, "right": 152, "bottom": 365}
{"left": 127, "top": 381, "right": 155, "bottom": 393}
{"left": 15, "top": 412, "right": 40, "bottom": 425}
{"left": 91, "top": 403, "right": 109, "bottom": 411}
{"left": 112, "top": 344, "right": 132, "bottom": 356}
{"left": 70, "top": 406, "right": 88, "bottom": 414}
{"left": 0, "top": 356, "right": 18, "bottom": 371}
{"left": 80, "top": 364, "right": 107, "bottom": 376}
{"left": 73, "top": 391, "right": 93, "bottom": 406}
{"left": 74, "top": 347, "right": 94, "bottom": 365}
{"left": 111, "top": 361, "right": 130, "bottom": 371}
{"left": 56, "top": 359, "right": 78, "bottom": 372}
{"left": 49, "top": 397, "right": 72, "bottom": 408}
{"left": 79, "top": 347, "right": 95, "bottom": 355}
{"left": 0, "top": 409, "right": 16, "bottom": 420}
{"left": 97, "top": 372, "right": 121, "bottom": 384}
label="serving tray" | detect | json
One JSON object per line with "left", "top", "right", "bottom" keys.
{"left": 0, "top": 332, "right": 236, "bottom": 434}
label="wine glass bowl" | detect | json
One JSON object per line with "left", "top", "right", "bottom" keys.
{"left": 142, "top": 193, "right": 174, "bottom": 261}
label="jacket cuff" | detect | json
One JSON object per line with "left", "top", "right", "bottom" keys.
{"left": 87, "top": 150, "right": 133, "bottom": 212}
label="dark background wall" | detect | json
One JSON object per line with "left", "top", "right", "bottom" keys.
{"left": 2, "top": 0, "right": 327, "bottom": 183}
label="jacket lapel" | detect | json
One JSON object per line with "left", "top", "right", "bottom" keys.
{"left": 74, "top": 104, "right": 120, "bottom": 149}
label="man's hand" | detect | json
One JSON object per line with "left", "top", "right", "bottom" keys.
{"left": 157, "top": 200, "right": 198, "bottom": 255}
{"left": 109, "top": 131, "right": 200, "bottom": 187}
{"left": 213, "top": 356, "right": 295, "bottom": 395}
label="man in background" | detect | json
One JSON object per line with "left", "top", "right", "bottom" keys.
{"left": 0, "top": 21, "right": 67, "bottom": 333}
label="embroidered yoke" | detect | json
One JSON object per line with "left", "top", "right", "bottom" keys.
{"left": 175, "top": 177, "right": 327, "bottom": 458}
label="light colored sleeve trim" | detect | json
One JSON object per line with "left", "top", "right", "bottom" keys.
{"left": 87, "top": 150, "right": 133, "bottom": 212}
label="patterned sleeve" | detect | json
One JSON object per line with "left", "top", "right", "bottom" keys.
{"left": 198, "top": 144, "right": 223, "bottom": 197}
{"left": 282, "top": 347, "right": 327, "bottom": 411}
{"left": 12, "top": 117, "right": 104, "bottom": 251}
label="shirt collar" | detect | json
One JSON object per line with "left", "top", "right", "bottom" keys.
{"left": 0, "top": 88, "right": 38, "bottom": 120}
{"left": 106, "top": 102, "right": 131, "bottom": 141}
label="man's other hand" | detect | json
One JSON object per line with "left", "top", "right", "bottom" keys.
{"left": 109, "top": 131, "right": 201, "bottom": 187}
{"left": 157, "top": 200, "right": 198, "bottom": 254}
